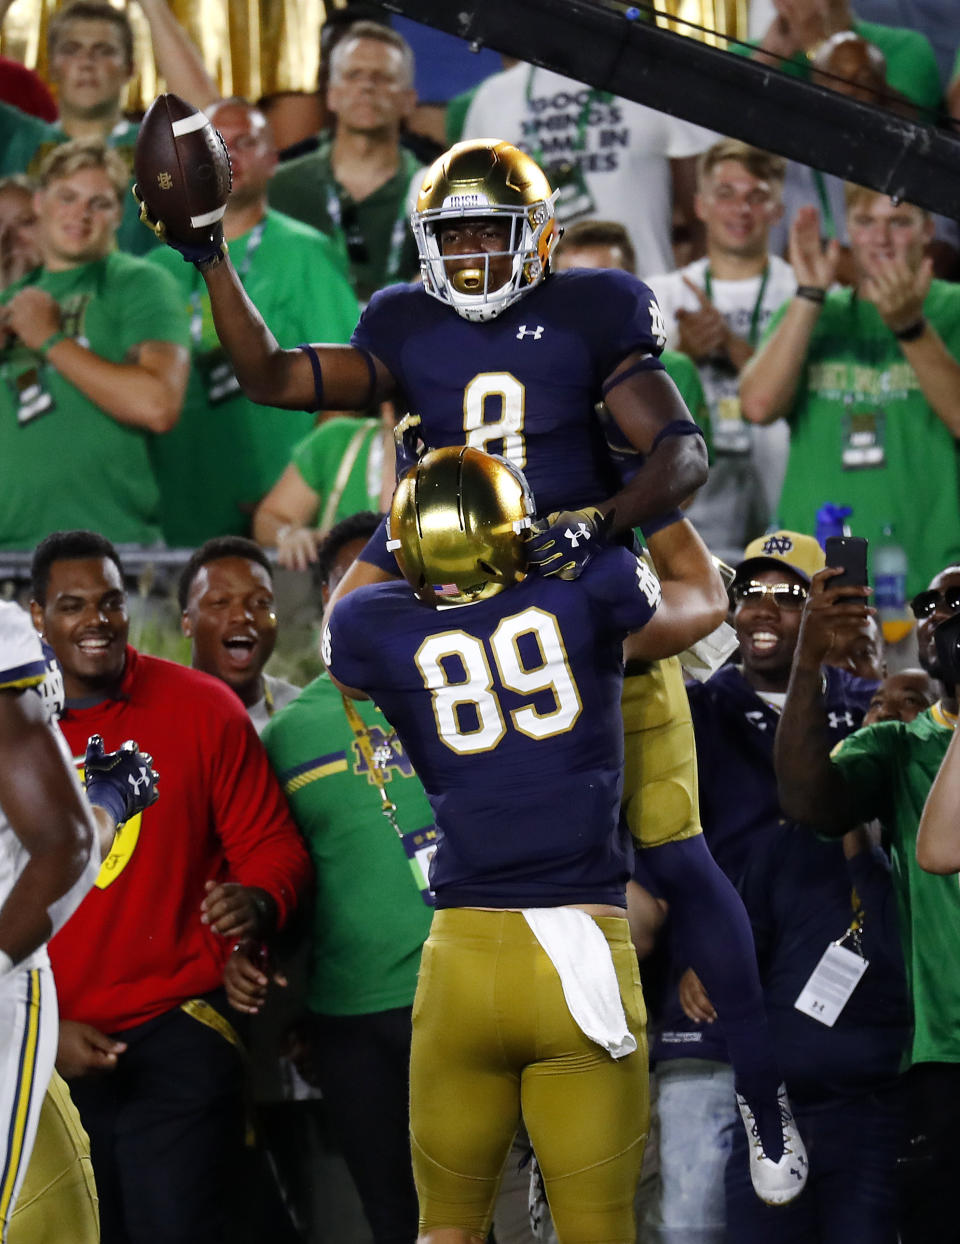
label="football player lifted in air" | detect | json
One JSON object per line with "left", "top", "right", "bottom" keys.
{"left": 324, "top": 444, "right": 727, "bottom": 1243}
{"left": 141, "top": 134, "right": 808, "bottom": 1203}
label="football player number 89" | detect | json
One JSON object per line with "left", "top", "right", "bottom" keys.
{"left": 463, "top": 373, "right": 526, "bottom": 468}
{"left": 416, "top": 607, "right": 581, "bottom": 755}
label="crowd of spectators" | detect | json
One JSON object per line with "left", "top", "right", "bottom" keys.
{"left": 4, "top": 1, "right": 960, "bottom": 1242}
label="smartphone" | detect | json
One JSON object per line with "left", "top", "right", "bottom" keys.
{"left": 824, "top": 535, "right": 868, "bottom": 602}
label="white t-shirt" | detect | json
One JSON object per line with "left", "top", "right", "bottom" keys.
{"left": 462, "top": 63, "right": 715, "bottom": 276}
{"left": 647, "top": 254, "right": 797, "bottom": 561}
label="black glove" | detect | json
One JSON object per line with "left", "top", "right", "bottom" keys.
{"left": 525, "top": 507, "right": 611, "bottom": 580}
{"left": 132, "top": 185, "right": 226, "bottom": 270}
{"left": 393, "top": 412, "right": 424, "bottom": 481}
{"left": 84, "top": 735, "right": 159, "bottom": 827}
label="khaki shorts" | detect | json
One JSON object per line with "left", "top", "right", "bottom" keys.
{"left": 410, "top": 909, "right": 649, "bottom": 1243}
{"left": 621, "top": 655, "right": 702, "bottom": 849}
{"left": 9, "top": 1071, "right": 98, "bottom": 1244}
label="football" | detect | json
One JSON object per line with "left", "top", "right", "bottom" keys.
{"left": 133, "top": 93, "right": 232, "bottom": 244}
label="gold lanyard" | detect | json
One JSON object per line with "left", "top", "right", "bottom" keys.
{"left": 931, "top": 701, "right": 958, "bottom": 730}
{"left": 340, "top": 694, "right": 403, "bottom": 838}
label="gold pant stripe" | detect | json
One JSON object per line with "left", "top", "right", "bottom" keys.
{"left": 0, "top": 970, "right": 42, "bottom": 1230}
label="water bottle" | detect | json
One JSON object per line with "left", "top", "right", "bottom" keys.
{"left": 874, "top": 523, "right": 912, "bottom": 644}
{"left": 815, "top": 503, "right": 853, "bottom": 549}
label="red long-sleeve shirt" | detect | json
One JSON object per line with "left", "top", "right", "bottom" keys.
{"left": 49, "top": 647, "right": 311, "bottom": 1032}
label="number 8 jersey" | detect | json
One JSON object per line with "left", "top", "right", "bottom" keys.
{"left": 324, "top": 546, "right": 661, "bottom": 909}
{"left": 351, "top": 265, "right": 666, "bottom": 518}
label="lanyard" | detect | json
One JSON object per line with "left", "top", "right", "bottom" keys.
{"left": 811, "top": 170, "right": 836, "bottom": 241}
{"left": 931, "top": 700, "right": 958, "bottom": 730}
{"left": 326, "top": 183, "right": 410, "bottom": 286}
{"left": 340, "top": 694, "right": 404, "bottom": 839}
{"left": 703, "top": 262, "right": 770, "bottom": 347}
{"left": 189, "top": 218, "right": 266, "bottom": 347}
{"left": 524, "top": 67, "right": 609, "bottom": 165}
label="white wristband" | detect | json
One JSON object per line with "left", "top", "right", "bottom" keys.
{"left": 0, "top": 950, "right": 14, "bottom": 978}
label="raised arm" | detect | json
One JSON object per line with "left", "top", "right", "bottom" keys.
{"left": 916, "top": 727, "right": 960, "bottom": 873}
{"left": 624, "top": 518, "right": 729, "bottom": 660}
{"left": 5, "top": 288, "right": 188, "bottom": 432}
{"left": 201, "top": 257, "right": 395, "bottom": 411}
{"left": 135, "top": 0, "right": 220, "bottom": 110}
{"left": 774, "top": 567, "right": 872, "bottom": 833}
{"left": 740, "top": 206, "right": 840, "bottom": 425}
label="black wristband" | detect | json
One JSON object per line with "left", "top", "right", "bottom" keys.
{"left": 894, "top": 317, "right": 927, "bottom": 342}
{"left": 795, "top": 285, "right": 826, "bottom": 304}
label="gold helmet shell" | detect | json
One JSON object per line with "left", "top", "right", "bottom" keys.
{"left": 411, "top": 139, "right": 560, "bottom": 322}
{"left": 389, "top": 445, "right": 535, "bottom": 607}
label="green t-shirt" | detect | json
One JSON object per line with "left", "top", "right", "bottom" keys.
{"left": 0, "top": 251, "right": 189, "bottom": 549}
{"left": 831, "top": 709, "right": 957, "bottom": 1065}
{"left": 768, "top": 280, "right": 960, "bottom": 596}
{"left": 292, "top": 415, "right": 384, "bottom": 529}
{"left": 262, "top": 675, "right": 435, "bottom": 1016}
{"left": 268, "top": 133, "right": 423, "bottom": 303}
{"left": 731, "top": 19, "right": 942, "bottom": 116}
{"left": 146, "top": 210, "right": 360, "bottom": 545}
{"left": 0, "top": 101, "right": 156, "bottom": 257}
{"left": 661, "top": 348, "right": 714, "bottom": 463}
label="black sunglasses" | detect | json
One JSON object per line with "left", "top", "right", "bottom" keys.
{"left": 910, "top": 585, "right": 960, "bottom": 619}
{"left": 730, "top": 580, "right": 808, "bottom": 610}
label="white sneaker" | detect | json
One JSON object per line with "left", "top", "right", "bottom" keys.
{"left": 736, "top": 1083, "right": 809, "bottom": 1206}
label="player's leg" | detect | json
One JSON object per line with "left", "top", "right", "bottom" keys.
{"left": 621, "top": 657, "right": 806, "bottom": 1201}
{"left": 8, "top": 1070, "right": 99, "bottom": 1244}
{"left": 522, "top": 916, "right": 649, "bottom": 1244}
{"left": 410, "top": 911, "right": 531, "bottom": 1242}
{"left": 0, "top": 965, "right": 58, "bottom": 1243}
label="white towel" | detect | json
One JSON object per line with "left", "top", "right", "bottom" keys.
{"left": 522, "top": 908, "right": 637, "bottom": 1060}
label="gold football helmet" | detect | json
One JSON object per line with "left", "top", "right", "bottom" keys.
{"left": 411, "top": 139, "right": 560, "bottom": 322}
{"left": 389, "top": 446, "right": 535, "bottom": 607}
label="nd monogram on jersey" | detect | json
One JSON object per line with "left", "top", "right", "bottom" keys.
{"left": 327, "top": 546, "right": 660, "bottom": 909}
{"left": 352, "top": 266, "right": 666, "bottom": 517}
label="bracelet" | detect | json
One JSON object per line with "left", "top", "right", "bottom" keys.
{"left": 795, "top": 286, "right": 826, "bottom": 305}
{"left": 894, "top": 317, "right": 927, "bottom": 342}
{"left": 38, "top": 330, "right": 68, "bottom": 356}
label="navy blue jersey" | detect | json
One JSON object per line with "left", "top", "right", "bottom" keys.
{"left": 353, "top": 269, "right": 666, "bottom": 572}
{"left": 325, "top": 545, "right": 662, "bottom": 908}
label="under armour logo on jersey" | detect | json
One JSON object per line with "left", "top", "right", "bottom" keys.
{"left": 564, "top": 522, "right": 592, "bottom": 547}
{"left": 127, "top": 767, "right": 151, "bottom": 795}
{"left": 828, "top": 710, "right": 854, "bottom": 729}
{"left": 745, "top": 710, "right": 768, "bottom": 731}
{"left": 516, "top": 324, "right": 544, "bottom": 341}
{"left": 760, "top": 534, "right": 795, "bottom": 556}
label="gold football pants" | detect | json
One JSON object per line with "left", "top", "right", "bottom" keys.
{"left": 8, "top": 1071, "right": 98, "bottom": 1244}
{"left": 621, "top": 655, "right": 702, "bottom": 848}
{"left": 410, "top": 909, "right": 649, "bottom": 1243}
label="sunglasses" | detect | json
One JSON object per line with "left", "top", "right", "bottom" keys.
{"left": 731, "top": 580, "right": 808, "bottom": 610}
{"left": 910, "top": 585, "right": 960, "bottom": 619}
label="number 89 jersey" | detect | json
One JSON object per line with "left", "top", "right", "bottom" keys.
{"left": 324, "top": 546, "right": 662, "bottom": 910}
{"left": 351, "top": 266, "right": 666, "bottom": 516}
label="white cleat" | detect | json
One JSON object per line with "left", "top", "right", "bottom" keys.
{"left": 736, "top": 1083, "right": 809, "bottom": 1206}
